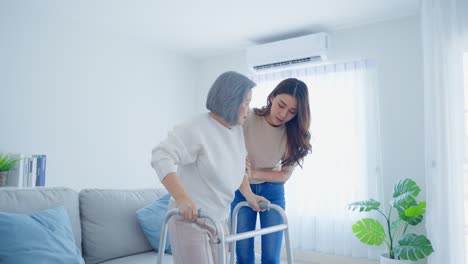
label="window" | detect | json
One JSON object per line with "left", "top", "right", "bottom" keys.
{"left": 250, "top": 61, "right": 382, "bottom": 257}
{"left": 463, "top": 52, "right": 468, "bottom": 263}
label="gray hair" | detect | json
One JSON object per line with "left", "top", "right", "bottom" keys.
{"left": 206, "top": 71, "right": 256, "bottom": 126}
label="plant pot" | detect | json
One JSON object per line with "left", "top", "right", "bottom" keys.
{"left": 380, "top": 254, "right": 426, "bottom": 264}
{"left": 0, "top": 171, "right": 8, "bottom": 187}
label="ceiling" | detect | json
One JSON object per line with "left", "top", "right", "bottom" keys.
{"left": 15, "top": 0, "right": 420, "bottom": 60}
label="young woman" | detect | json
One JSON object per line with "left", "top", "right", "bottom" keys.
{"left": 231, "top": 78, "right": 312, "bottom": 264}
{"left": 151, "top": 71, "right": 268, "bottom": 264}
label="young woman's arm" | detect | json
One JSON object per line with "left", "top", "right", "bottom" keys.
{"left": 161, "top": 172, "right": 198, "bottom": 221}
{"left": 251, "top": 167, "right": 294, "bottom": 183}
{"left": 239, "top": 175, "right": 269, "bottom": 211}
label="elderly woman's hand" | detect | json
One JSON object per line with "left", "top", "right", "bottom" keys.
{"left": 176, "top": 195, "right": 199, "bottom": 222}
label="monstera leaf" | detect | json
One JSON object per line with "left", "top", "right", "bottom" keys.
{"left": 402, "top": 202, "right": 426, "bottom": 225}
{"left": 405, "top": 202, "right": 426, "bottom": 218}
{"left": 395, "top": 200, "right": 424, "bottom": 225}
{"left": 347, "top": 199, "right": 380, "bottom": 212}
{"left": 394, "top": 233, "right": 434, "bottom": 261}
{"left": 351, "top": 218, "right": 386, "bottom": 246}
{"left": 391, "top": 178, "right": 421, "bottom": 209}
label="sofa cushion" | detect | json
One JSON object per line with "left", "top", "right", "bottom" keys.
{"left": 79, "top": 188, "right": 168, "bottom": 264}
{"left": 0, "top": 187, "right": 81, "bottom": 250}
{"left": 99, "top": 251, "right": 173, "bottom": 264}
{"left": 0, "top": 206, "right": 85, "bottom": 264}
{"left": 136, "top": 193, "right": 172, "bottom": 253}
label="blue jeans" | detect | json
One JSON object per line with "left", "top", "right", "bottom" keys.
{"left": 231, "top": 182, "right": 285, "bottom": 264}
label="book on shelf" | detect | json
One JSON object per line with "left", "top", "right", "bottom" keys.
{"left": 4, "top": 153, "right": 47, "bottom": 187}
{"left": 27, "top": 157, "right": 37, "bottom": 187}
{"left": 35, "top": 155, "right": 46, "bottom": 187}
{"left": 21, "top": 156, "right": 29, "bottom": 187}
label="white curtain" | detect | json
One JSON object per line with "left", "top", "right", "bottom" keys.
{"left": 421, "top": 0, "right": 468, "bottom": 264}
{"left": 250, "top": 60, "right": 383, "bottom": 259}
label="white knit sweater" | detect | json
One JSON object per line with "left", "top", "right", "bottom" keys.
{"left": 151, "top": 113, "right": 247, "bottom": 220}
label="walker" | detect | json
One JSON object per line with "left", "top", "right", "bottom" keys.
{"left": 157, "top": 201, "right": 293, "bottom": 264}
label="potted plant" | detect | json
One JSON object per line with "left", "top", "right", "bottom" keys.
{"left": 0, "top": 152, "right": 18, "bottom": 187}
{"left": 347, "top": 178, "right": 434, "bottom": 263}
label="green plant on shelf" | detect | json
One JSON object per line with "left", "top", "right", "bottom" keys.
{"left": 0, "top": 152, "right": 18, "bottom": 172}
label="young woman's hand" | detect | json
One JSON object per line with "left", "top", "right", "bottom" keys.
{"left": 239, "top": 173, "right": 269, "bottom": 211}
{"left": 245, "top": 193, "right": 270, "bottom": 212}
{"left": 176, "top": 195, "right": 199, "bottom": 222}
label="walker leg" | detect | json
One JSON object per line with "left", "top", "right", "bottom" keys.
{"left": 230, "top": 201, "right": 294, "bottom": 264}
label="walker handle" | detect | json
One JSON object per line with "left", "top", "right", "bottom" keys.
{"left": 197, "top": 208, "right": 210, "bottom": 218}
{"left": 248, "top": 201, "right": 270, "bottom": 210}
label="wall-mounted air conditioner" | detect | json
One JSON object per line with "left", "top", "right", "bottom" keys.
{"left": 246, "top": 32, "right": 329, "bottom": 72}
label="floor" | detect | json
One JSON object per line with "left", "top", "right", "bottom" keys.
{"left": 279, "top": 251, "right": 379, "bottom": 264}
{"left": 239, "top": 251, "right": 378, "bottom": 264}
{"left": 251, "top": 245, "right": 379, "bottom": 264}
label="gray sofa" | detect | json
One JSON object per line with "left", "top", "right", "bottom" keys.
{"left": 0, "top": 187, "right": 174, "bottom": 264}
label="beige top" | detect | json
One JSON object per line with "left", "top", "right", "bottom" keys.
{"left": 243, "top": 110, "right": 289, "bottom": 184}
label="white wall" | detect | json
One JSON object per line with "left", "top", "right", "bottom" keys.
{"left": 0, "top": 2, "right": 425, "bottom": 200}
{"left": 0, "top": 3, "right": 199, "bottom": 190}
{"left": 197, "top": 16, "right": 425, "bottom": 203}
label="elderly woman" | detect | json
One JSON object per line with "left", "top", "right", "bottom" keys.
{"left": 151, "top": 71, "right": 268, "bottom": 264}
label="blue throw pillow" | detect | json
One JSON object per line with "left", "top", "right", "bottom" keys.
{"left": 136, "top": 193, "right": 172, "bottom": 254}
{"left": 0, "top": 206, "right": 84, "bottom": 264}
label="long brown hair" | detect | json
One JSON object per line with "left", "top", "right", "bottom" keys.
{"left": 254, "top": 78, "right": 312, "bottom": 168}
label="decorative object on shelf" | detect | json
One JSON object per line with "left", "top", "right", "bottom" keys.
{"left": 0, "top": 153, "right": 19, "bottom": 187}
{"left": 348, "top": 178, "right": 434, "bottom": 263}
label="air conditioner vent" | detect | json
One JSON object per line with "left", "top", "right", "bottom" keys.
{"left": 246, "top": 33, "right": 329, "bottom": 72}
{"left": 252, "top": 56, "right": 323, "bottom": 71}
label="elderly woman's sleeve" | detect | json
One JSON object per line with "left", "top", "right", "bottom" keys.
{"left": 151, "top": 127, "right": 198, "bottom": 181}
